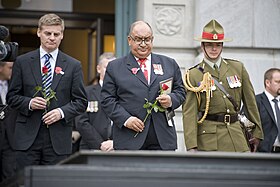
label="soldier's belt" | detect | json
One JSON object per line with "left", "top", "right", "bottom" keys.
{"left": 205, "top": 113, "right": 239, "bottom": 124}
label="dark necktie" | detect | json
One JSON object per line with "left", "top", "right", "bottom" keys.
{"left": 272, "top": 98, "right": 280, "bottom": 139}
{"left": 138, "top": 58, "right": 148, "bottom": 81}
{"left": 214, "top": 64, "right": 219, "bottom": 76}
{"left": 42, "top": 54, "right": 52, "bottom": 97}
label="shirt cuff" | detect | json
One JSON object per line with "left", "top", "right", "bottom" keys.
{"left": 29, "top": 100, "right": 33, "bottom": 111}
{"left": 168, "top": 95, "right": 172, "bottom": 107}
{"left": 124, "top": 117, "right": 131, "bottom": 127}
{"left": 57, "top": 108, "right": 64, "bottom": 119}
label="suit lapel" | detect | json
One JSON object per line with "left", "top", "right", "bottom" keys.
{"left": 29, "top": 50, "right": 42, "bottom": 87}
{"left": 261, "top": 92, "right": 277, "bottom": 124}
{"left": 51, "top": 51, "right": 68, "bottom": 91}
{"left": 126, "top": 53, "right": 148, "bottom": 86}
{"left": 150, "top": 54, "right": 160, "bottom": 86}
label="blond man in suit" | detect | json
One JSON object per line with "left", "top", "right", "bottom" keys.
{"left": 7, "top": 13, "right": 87, "bottom": 171}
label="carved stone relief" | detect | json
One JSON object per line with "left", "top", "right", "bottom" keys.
{"left": 153, "top": 5, "right": 184, "bottom": 36}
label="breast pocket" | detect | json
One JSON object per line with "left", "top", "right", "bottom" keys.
{"left": 197, "top": 123, "right": 218, "bottom": 151}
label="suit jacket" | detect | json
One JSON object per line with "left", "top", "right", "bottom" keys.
{"left": 0, "top": 82, "right": 17, "bottom": 150}
{"left": 256, "top": 92, "right": 278, "bottom": 152}
{"left": 182, "top": 58, "right": 263, "bottom": 152}
{"left": 76, "top": 84, "right": 112, "bottom": 150}
{"left": 7, "top": 49, "right": 87, "bottom": 155}
{"left": 101, "top": 52, "right": 186, "bottom": 150}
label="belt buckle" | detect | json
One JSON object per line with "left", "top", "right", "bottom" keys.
{"left": 224, "top": 114, "right": 230, "bottom": 124}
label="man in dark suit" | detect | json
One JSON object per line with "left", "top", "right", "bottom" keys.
{"left": 0, "top": 60, "right": 16, "bottom": 182}
{"left": 256, "top": 68, "right": 280, "bottom": 153}
{"left": 7, "top": 13, "right": 87, "bottom": 171}
{"left": 101, "top": 21, "right": 186, "bottom": 150}
{"left": 76, "top": 52, "right": 116, "bottom": 151}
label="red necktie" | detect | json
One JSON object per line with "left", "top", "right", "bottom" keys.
{"left": 138, "top": 58, "right": 148, "bottom": 81}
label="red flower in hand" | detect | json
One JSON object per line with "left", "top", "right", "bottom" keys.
{"left": 161, "top": 83, "right": 169, "bottom": 91}
{"left": 42, "top": 66, "right": 48, "bottom": 75}
{"left": 134, "top": 84, "right": 168, "bottom": 137}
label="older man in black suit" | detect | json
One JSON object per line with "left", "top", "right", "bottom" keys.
{"left": 7, "top": 13, "right": 87, "bottom": 171}
{"left": 256, "top": 68, "right": 280, "bottom": 153}
{"left": 101, "top": 21, "right": 186, "bottom": 150}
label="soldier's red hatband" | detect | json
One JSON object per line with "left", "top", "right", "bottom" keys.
{"left": 202, "top": 32, "right": 224, "bottom": 40}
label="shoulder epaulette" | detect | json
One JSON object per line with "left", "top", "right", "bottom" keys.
{"left": 188, "top": 63, "right": 204, "bottom": 73}
{"left": 223, "top": 58, "right": 240, "bottom": 62}
{"left": 188, "top": 64, "right": 199, "bottom": 70}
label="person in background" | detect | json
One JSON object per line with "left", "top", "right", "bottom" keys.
{"left": 101, "top": 21, "right": 186, "bottom": 150}
{"left": 0, "top": 60, "right": 16, "bottom": 182}
{"left": 255, "top": 68, "right": 280, "bottom": 153}
{"left": 6, "top": 13, "right": 87, "bottom": 171}
{"left": 182, "top": 19, "right": 263, "bottom": 152}
{"left": 75, "top": 52, "right": 116, "bottom": 151}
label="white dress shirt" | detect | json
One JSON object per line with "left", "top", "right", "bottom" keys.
{"left": 0, "top": 80, "right": 8, "bottom": 104}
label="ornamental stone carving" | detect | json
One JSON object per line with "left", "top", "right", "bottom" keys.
{"left": 154, "top": 6, "right": 183, "bottom": 36}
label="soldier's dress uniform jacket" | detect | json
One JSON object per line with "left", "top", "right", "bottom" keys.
{"left": 182, "top": 58, "right": 263, "bottom": 152}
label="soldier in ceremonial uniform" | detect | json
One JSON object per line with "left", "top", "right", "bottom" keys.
{"left": 182, "top": 19, "right": 263, "bottom": 152}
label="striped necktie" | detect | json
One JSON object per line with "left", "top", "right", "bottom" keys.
{"left": 42, "top": 54, "right": 52, "bottom": 97}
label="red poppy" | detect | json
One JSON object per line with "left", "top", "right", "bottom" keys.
{"left": 55, "top": 66, "right": 62, "bottom": 74}
{"left": 42, "top": 66, "right": 48, "bottom": 75}
{"left": 131, "top": 68, "right": 139, "bottom": 75}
